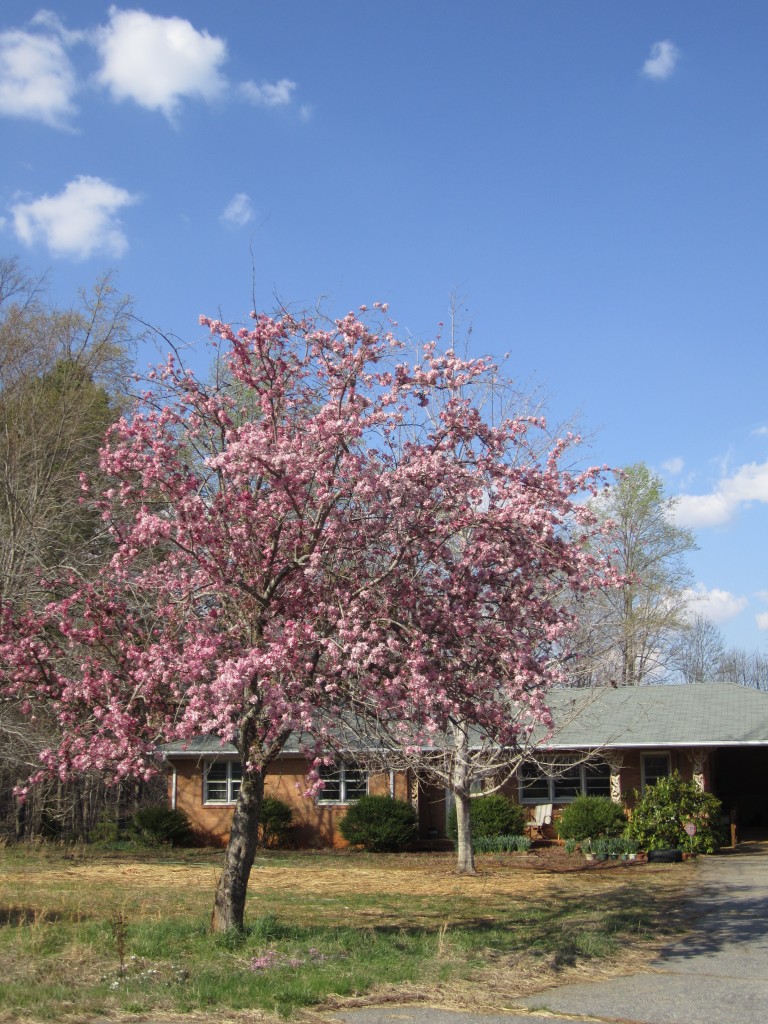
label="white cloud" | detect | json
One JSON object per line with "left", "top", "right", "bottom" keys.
{"left": 221, "top": 193, "right": 255, "bottom": 227}
{"left": 683, "top": 584, "right": 748, "bottom": 624}
{"left": 752, "top": 425, "right": 768, "bottom": 437}
{"left": 11, "top": 175, "right": 139, "bottom": 260}
{"left": 642, "top": 40, "right": 680, "bottom": 81}
{"left": 757, "top": 612, "right": 768, "bottom": 631}
{"left": 240, "top": 78, "right": 297, "bottom": 108}
{"left": 0, "top": 26, "right": 77, "bottom": 128}
{"left": 662, "top": 457, "right": 684, "bottom": 475}
{"left": 672, "top": 459, "right": 768, "bottom": 528}
{"left": 95, "top": 7, "right": 227, "bottom": 118}
{"left": 673, "top": 491, "right": 733, "bottom": 528}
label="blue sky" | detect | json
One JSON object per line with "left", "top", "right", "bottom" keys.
{"left": 1, "top": 2, "right": 767, "bottom": 653}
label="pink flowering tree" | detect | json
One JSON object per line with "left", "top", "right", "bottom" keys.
{"left": 0, "top": 305, "right": 617, "bottom": 927}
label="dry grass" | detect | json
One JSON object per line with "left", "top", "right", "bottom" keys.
{"left": 0, "top": 845, "right": 696, "bottom": 1023}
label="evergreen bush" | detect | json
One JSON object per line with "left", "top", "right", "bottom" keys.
{"left": 447, "top": 793, "right": 526, "bottom": 842}
{"left": 131, "top": 806, "right": 194, "bottom": 846}
{"left": 625, "top": 772, "right": 724, "bottom": 853}
{"left": 338, "top": 795, "right": 418, "bottom": 852}
{"left": 257, "top": 797, "right": 294, "bottom": 848}
{"left": 555, "top": 796, "right": 627, "bottom": 842}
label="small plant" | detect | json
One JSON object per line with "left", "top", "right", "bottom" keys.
{"left": 447, "top": 793, "right": 526, "bottom": 842}
{"left": 555, "top": 796, "right": 627, "bottom": 842}
{"left": 625, "top": 772, "right": 724, "bottom": 853}
{"left": 257, "top": 797, "right": 294, "bottom": 848}
{"left": 338, "top": 795, "right": 417, "bottom": 852}
{"left": 110, "top": 910, "right": 128, "bottom": 975}
{"left": 563, "top": 838, "right": 578, "bottom": 855}
{"left": 131, "top": 806, "right": 194, "bottom": 846}
{"left": 473, "top": 833, "right": 531, "bottom": 853}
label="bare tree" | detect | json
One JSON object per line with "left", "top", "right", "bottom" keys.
{"left": 717, "top": 647, "right": 768, "bottom": 690}
{"left": 668, "top": 613, "right": 726, "bottom": 685}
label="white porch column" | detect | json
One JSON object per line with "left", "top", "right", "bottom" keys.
{"left": 686, "top": 748, "right": 708, "bottom": 792}
{"left": 606, "top": 753, "right": 624, "bottom": 803}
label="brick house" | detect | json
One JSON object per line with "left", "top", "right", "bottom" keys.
{"left": 162, "top": 683, "right": 768, "bottom": 847}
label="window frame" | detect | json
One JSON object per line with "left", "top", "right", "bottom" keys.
{"left": 519, "top": 757, "right": 612, "bottom": 804}
{"left": 316, "top": 761, "right": 369, "bottom": 805}
{"left": 203, "top": 759, "right": 242, "bottom": 805}
{"left": 641, "top": 751, "right": 671, "bottom": 794}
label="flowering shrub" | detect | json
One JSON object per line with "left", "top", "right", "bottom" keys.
{"left": 625, "top": 772, "right": 724, "bottom": 853}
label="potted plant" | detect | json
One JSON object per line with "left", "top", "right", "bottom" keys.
{"left": 581, "top": 837, "right": 595, "bottom": 862}
{"left": 592, "top": 837, "right": 609, "bottom": 861}
{"left": 623, "top": 836, "right": 639, "bottom": 861}
{"left": 607, "top": 836, "right": 624, "bottom": 860}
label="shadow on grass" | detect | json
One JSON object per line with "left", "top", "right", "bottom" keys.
{"left": 0, "top": 905, "right": 86, "bottom": 925}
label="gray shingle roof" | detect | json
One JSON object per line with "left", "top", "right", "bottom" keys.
{"left": 160, "top": 684, "right": 768, "bottom": 759}
{"left": 543, "top": 683, "right": 768, "bottom": 749}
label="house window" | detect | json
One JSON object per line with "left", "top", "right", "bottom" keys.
{"left": 519, "top": 762, "right": 551, "bottom": 801}
{"left": 520, "top": 759, "right": 612, "bottom": 803}
{"left": 641, "top": 753, "right": 671, "bottom": 793}
{"left": 318, "top": 761, "right": 368, "bottom": 804}
{"left": 204, "top": 760, "right": 242, "bottom": 804}
{"left": 584, "top": 761, "right": 612, "bottom": 797}
{"left": 552, "top": 762, "right": 582, "bottom": 801}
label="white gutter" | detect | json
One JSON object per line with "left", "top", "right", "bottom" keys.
{"left": 170, "top": 764, "right": 177, "bottom": 809}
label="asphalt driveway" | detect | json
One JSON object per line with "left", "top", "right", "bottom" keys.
{"left": 330, "top": 841, "right": 768, "bottom": 1024}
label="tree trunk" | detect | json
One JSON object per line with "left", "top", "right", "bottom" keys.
{"left": 211, "top": 770, "right": 265, "bottom": 932}
{"left": 453, "top": 789, "right": 475, "bottom": 874}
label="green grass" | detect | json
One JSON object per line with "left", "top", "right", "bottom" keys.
{"left": 0, "top": 843, "right": 690, "bottom": 1021}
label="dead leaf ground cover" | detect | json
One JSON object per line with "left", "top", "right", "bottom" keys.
{"left": 0, "top": 844, "right": 695, "bottom": 1023}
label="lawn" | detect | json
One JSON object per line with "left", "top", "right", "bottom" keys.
{"left": 0, "top": 843, "right": 694, "bottom": 1022}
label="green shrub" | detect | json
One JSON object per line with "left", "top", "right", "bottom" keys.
{"left": 131, "top": 806, "right": 194, "bottom": 846}
{"left": 89, "top": 814, "right": 120, "bottom": 846}
{"left": 447, "top": 793, "right": 526, "bottom": 843}
{"left": 257, "top": 797, "right": 293, "bottom": 848}
{"left": 555, "top": 796, "right": 627, "bottom": 842}
{"left": 338, "top": 795, "right": 418, "bottom": 852}
{"left": 625, "top": 772, "right": 724, "bottom": 853}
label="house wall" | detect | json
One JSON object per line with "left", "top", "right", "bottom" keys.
{"left": 414, "top": 748, "right": 715, "bottom": 844}
{"left": 168, "top": 756, "right": 409, "bottom": 848}
{"left": 169, "top": 746, "right": 717, "bottom": 848}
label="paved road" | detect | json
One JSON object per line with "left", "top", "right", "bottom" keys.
{"left": 329, "top": 843, "right": 768, "bottom": 1024}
